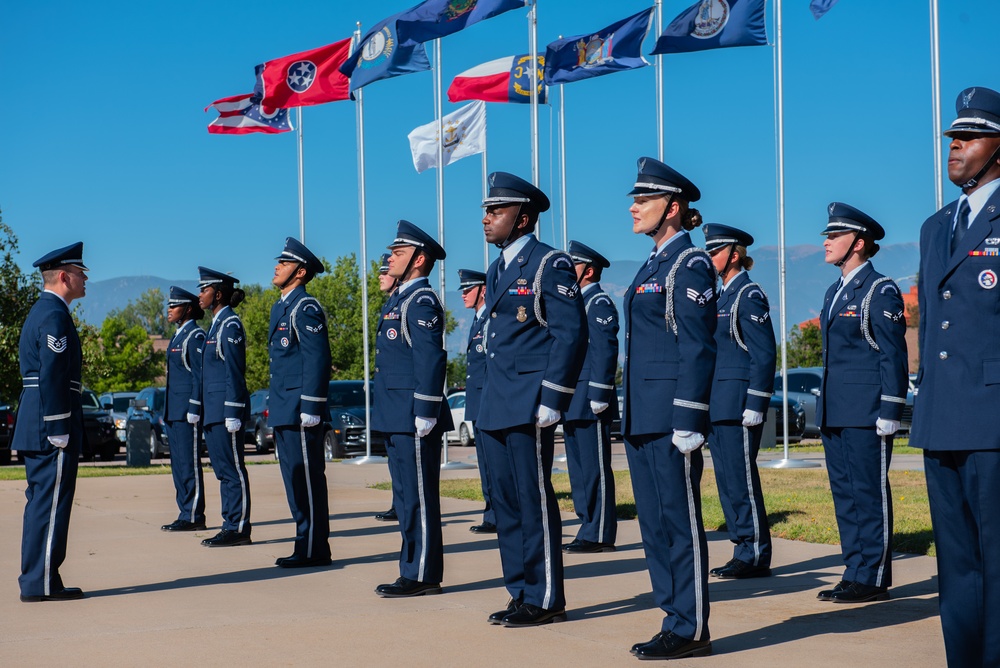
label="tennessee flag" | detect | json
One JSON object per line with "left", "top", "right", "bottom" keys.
{"left": 257, "top": 38, "right": 352, "bottom": 108}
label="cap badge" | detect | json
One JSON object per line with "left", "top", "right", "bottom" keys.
{"left": 489, "top": 174, "right": 496, "bottom": 187}
{"left": 828, "top": 203, "right": 835, "bottom": 215}
{"left": 963, "top": 88, "right": 976, "bottom": 108}
{"left": 639, "top": 157, "right": 647, "bottom": 170}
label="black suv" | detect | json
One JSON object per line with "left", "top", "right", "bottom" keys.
{"left": 81, "top": 389, "right": 119, "bottom": 461}
{"left": 324, "top": 380, "right": 386, "bottom": 460}
{"left": 126, "top": 387, "right": 170, "bottom": 458}
{"left": 247, "top": 389, "right": 274, "bottom": 454}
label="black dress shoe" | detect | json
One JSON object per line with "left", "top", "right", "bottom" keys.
{"left": 161, "top": 519, "right": 207, "bottom": 532}
{"left": 563, "top": 538, "right": 616, "bottom": 553}
{"left": 631, "top": 633, "right": 664, "bottom": 655}
{"left": 501, "top": 603, "right": 566, "bottom": 627}
{"left": 20, "top": 587, "right": 85, "bottom": 602}
{"left": 817, "top": 580, "right": 850, "bottom": 601}
{"left": 469, "top": 522, "right": 497, "bottom": 534}
{"left": 711, "top": 559, "right": 771, "bottom": 579}
{"left": 709, "top": 558, "right": 740, "bottom": 577}
{"left": 488, "top": 598, "right": 521, "bottom": 625}
{"left": 830, "top": 581, "right": 889, "bottom": 603}
{"left": 201, "top": 529, "right": 252, "bottom": 547}
{"left": 276, "top": 554, "right": 332, "bottom": 568}
{"left": 374, "top": 508, "right": 398, "bottom": 522}
{"left": 374, "top": 577, "right": 441, "bottom": 598}
{"left": 633, "top": 631, "right": 712, "bottom": 660}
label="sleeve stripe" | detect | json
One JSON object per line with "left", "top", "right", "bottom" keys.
{"left": 43, "top": 412, "right": 72, "bottom": 421}
{"left": 672, "top": 398, "right": 709, "bottom": 411}
{"left": 542, "top": 380, "right": 575, "bottom": 395}
{"left": 301, "top": 395, "right": 327, "bottom": 402}
{"left": 747, "top": 389, "right": 773, "bottom": 398}
{"left": 224, "top": 401, "right": 246, "bottom": 408}
{"left": 588, "top": 381, "right": 615, "bottom": 390}
{"left": 880, "top": 395, "right": 906, "bottom": 404}
{"left": 414, "top": 393, "right": 443, "bottom": 402}
{"left": 188, "top": 399, "right": 201, "bottom": 405}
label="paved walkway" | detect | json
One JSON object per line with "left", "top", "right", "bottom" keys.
{"left": 0, "top": 452, "right": 944, "bottom": 667}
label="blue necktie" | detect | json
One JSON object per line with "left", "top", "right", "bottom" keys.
{"left": 494, "top": 256, "right": 506, "bottom": 290}
{"left": 952, "top": 199, "right": 971, "bottom": 255}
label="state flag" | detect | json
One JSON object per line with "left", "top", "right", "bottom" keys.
{"left": 206, "top": 94, "right": 293, "bottom": 135}
{"left": 397, "top": 0, "right": 526, "bottom": 44}
{"left": 651, "top": 0, "right": 767, "bottom": 55}
{"left": 408, "top": 100, "right": 486, "bottom": 173}
{"left": 257, "top": 38, "right": 352, "bottom": 108}
{"left": 339, "top": 14, "right": 431, "bottom": 94}
{"left": 447, "top": 54, "right": 545, "bottom": 104}
{"left": 810, "top": 0, "right": 840, "bottom": 20}
{"left": 544, "top": 8, "right": 654, "bottom": 86}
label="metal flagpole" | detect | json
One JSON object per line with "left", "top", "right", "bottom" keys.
{"left": 297, "top": 107, "right": 306, "bottom": 242}
{"left": 529, "top": 0, "right": 540, "bottom": 186}
{"left": 930, "top": 0, "right": 943, "bottom": 211}
{"left": 655, "top": 0, "right": 664, "bottom": 161}
{"left": 347, "top": 24, "right": 386, "bottom": 466}
{"left": 559, "top": 78, "right": 567, "bottom": 250}
{"left": 482, "top": 148, "right": 489, "bottom": 271}
{"left": 761, "top": 0, "right": 818, "bottom": 471}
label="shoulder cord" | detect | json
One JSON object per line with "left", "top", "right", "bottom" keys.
{"left": 532, "top": 249, "right": 569, "bottom": 328}
{"left": 585, "top": 291, "right": 612, "bottom": 316}
{"left": 664, "top": 247, "right": 710, "bottom": 336}
{"left": 400, "top": 286, "right": 439, "bottom": 347}
{"left": 729, "top": 282, "right": 765, "bottom": 353}
{"left": 289, "top": 296, "right": 325, "bottom": 343}
{"left": 179, "top": 326, "right": 203, "bottom": 372}
{"left": 860, "top": 276, "right": 895, "bottom": 352}
{"left": 214, "top": 315, "right": 241, "bottom": 361}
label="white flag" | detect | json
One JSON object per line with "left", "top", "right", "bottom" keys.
{"left": 407, "top": 100, "right": 486, "bottom": 173}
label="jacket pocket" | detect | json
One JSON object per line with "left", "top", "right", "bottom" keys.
{"left": 984, "top": 359, "right": 1000, "bottom": 385}
{"left": 644, "top": 361, "right": 679, "bottom": 380}
{"left": 516, "top": 354, "right": 547, "bottom": 374}
{"left": 716, "top": 366, "right": 749, "bottom": 381}
{"left": 386, "top": 374, "right": 415, "bottom": 390}
{"left": 283, "top": 375, "right": 302, "bottom": 390}
{"left": 842, "top": 369, "right": 879, "bottom": 385}
{"left": 207, "top": 382, "right": 225, "bottom": 393}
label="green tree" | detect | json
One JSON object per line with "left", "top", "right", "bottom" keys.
{"left": 447, "top": 356, "right": 467, "bottom": 389}
{"left": 109, "top": 287, "right": 170, "bottom": 336}
{"left": 0, "top": 213, "right": 41, "bottom": 403}
{"left": 80, "top": 312, "right": 166, "bottom": 393}
{"left": 238, "top": 283, "right": 275, "bottom": 392}
{"left": 785, "top": 322, "right": 823, "bottom": 369}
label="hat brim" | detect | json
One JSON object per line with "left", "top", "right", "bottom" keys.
{"left": 944, "top": 125, "right": 1000, "bottom": 137}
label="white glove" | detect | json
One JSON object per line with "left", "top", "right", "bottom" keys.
{"left": 590, "top": 400, "right": 609, "bottom": 415}
{"left": 300, "top": 413, "right": 321, "bottom": 428}
{"left": 415, "top": 416, "right": 437, "bottom": 438}
{"left": 47, "top": 434, "right": 69, "bottom": 448}
{"left": 225, "top": 418, "right": 242, "bottom": 433}
{"left": 186, "top": 412, "right": 200, "bottom": 424}
{"left": 535, "top": 405, "right": 561, "bottom": 428}
{"left": 876, "top": 418, "right": 900, "bottom": 436}
{"left": 672, "top": 430, "right": 705, "bottom": 454}
{"left": 742, "top": 409, "right": 764, "bottom": 427}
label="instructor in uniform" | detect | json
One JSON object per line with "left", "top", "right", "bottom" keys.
{"left": 15, "top": 242, "right": 88, "bottom": 602}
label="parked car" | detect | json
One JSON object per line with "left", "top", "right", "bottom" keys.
{"left": 899, "top": 373, "right": 917, "bottom": 435}
{"left": 445, "top": 391, "right": 475, "bottom": 446}
{"left": 0, "top": 398, "right": 14, "bottom": 465}
{"left": 81, "top": 389, "right": 119, "bottom": 461}
{"left": 246, "top": 390, "right": 274, "bottom": 453}
{"left": 612, "top": 387, "right": 623, "bottom": 439}
{"left": 774, "top": 367, "right": 823, "bottom": 438}
{"left": 125, "top": 387, "right": 170, "bottom": 458}
{"left": 769, "top": 393, "right": 806, "bottom": 442}
{"left": 99, "top": 391, "right": 139, "bottom": 444}
{"left": 324, "top": 380, "right": 386, "bottom": 460}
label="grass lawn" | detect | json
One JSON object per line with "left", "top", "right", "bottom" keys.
{"left": 0, "top": 459, "right": 278, "bottom": 481}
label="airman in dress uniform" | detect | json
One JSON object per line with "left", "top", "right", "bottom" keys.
{"left": 457, "top": 268, "right": 496, "bottom": 534}
{"left": 269, "top": 238, "right": 332, "bottom": 568}
{"left": 160, "top": 287, "right": 208, "bottom": 532}
{"left": 14, "top": 242, "right": 88, "bottom": 602}
{"left": 562, "top": 240, "right": 619, "bottom": 554}
{"left": 817, "top": 203, "right": 908, "bottom": 603}
{"left": 622, "top": 158, "right": 715, "bottom": 660}
{"left": 372, "top": 221, "right": 453, "bottom": 598}
{"left": 197, "top": 267, "right": 253, "bottom": 547}
{"left": 914, "top": 86, "right": 1000, "bottom": 667}
{"left": 702, "top": 224, "right": 776, "bottom": 580}
{"left": 477, "top": 172, "right": 588, "bottom": 628}
{"left": 374, "top": 252, "right": 400, "bottom": 524}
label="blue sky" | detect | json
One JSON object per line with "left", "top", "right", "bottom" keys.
{"left": 1, "top": 1, "right": 997, "bottom": 290}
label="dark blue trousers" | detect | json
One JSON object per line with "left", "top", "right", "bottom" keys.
{"left": 924, "top": 449, "right": 1000, "bottom": 668}
{"left": 472, "top": 423, "right": 495, "bottom": 526}
{"left": 708, "top": 421, "right": 771, "bottom": 567}
{"left": 386, "top": 429, "right": 443, "bottom": 584}
{"left": 480, "top": 423, "right": 565, "bottom": 611}
{"left": 204, "top": 423, "right": 251, "bottom": 535}
{"left": 624, "top": 433, "right": 710, "bottom": 641}
{"left": 20, "top": 446, "right": 79, "bottom": 597}
{"left": 563, "top": 419, "right": 616, "bottom": 545}
{"left": 164, "top": 420, "right": 205, "bottom": 525}
{"left": 382, "top": 431, "right": 400, "bottom": 514}
{"left": 821, "top": 426, "right": 892, "bottom": 587}
{"left": 275, "top": 425, "right": 330, "bottom": 561}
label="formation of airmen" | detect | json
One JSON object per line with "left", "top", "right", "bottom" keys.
{"left": 11, "top": 86, "right": 1000, "bottom": 666}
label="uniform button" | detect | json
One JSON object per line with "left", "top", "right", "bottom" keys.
{"left": 943, "top": 290, "right": 952, "bottom": 300}
{"left": 626, "top": 333, "right": 629, "bottom": 339}
{"left": 491, "top": 312, "right": 497, "bottom": 318}
{"left": 939, "top": 351, "right": 948, "bottom": 360}
{"left": 376, "top": 348, "right": 380, "bottom": 353}
{"left": 941, "top": 321, "right": 949, "bottom": 330}
{"left": 490, "top": 333, "right": 495, "bottom": 338}
{"left": 490, "top": 353, "right": 495, "bottom": 358}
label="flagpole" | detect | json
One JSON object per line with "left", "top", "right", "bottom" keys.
{"left": 654, "top": 0, "right": 664, "bottom": 160}
{"left": 296, "top": 107, "right": 305, "bottom": 242}
{"left": 529, "top": 0, "right": 540, "bottom": 186}
{"left": 761, "top": 0, "right": 817, "bottom": 471}
{"left": 482, "top": 147, "right": 489, "bottom": 271}
{"left": 930, "top": 0, "right": 943, "bottom": 211}
{"left": 559, "top": 82, "right": 568, "bottom": 250}
{"left": 347, "top": 23, "right": 385, "bottom": 466}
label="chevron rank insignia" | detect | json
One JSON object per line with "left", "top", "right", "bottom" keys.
{"left": 883, "top": 310, "right": 904, "bottom": 322}
{"left": 686, "top": 287, "right": 713, "bottom": 307}
{"left": 557, "top": 284, "right": 579, "bottom": 299}
{"left": 750, "top": 313, "right": 770, "bottom": 323}
{"left": 305, "top": 324, "right": 324, "bottom": 333}
{"left": 595, "top": 315, "right": 614, "bottom": 325}
{"left": 417, "top": 316, "right": 439, "bottom": 329}
{"left": 46, "top": 335, "right": 68, "bottom": 353}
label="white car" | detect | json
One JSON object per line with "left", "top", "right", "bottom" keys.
{"left": 446, "top": 391, "right": 475, "bottom": 447}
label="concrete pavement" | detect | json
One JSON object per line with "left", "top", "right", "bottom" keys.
{"left": 0, "top": 452, "right": 944, "bottom": 667}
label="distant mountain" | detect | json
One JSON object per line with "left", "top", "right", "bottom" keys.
{"left": 77, "top": 276, "right": 200, "bottom": 325}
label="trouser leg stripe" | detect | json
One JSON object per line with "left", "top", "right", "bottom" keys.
{"left": 684, "top": 453, "right": 704, "bottom": 640}
{"left": 301, "top": 426, "right": 315, "bottom": 559}
{"left": 875, "top": 434, "right": 890, "bottom": 587}
{"left": 535, "top": 424, "right": 554, "bottom": 610}
{"left": 743, "top": 426, "right": 762, "bottom": 566}
{"left": 190, "top": 423, "right": 201, "bottom": 523}
{"left": 415, "top": 434, "right": 428, "bottom": 583}
{"left": 597, "top": 423, "right": 607, "bottom": 543}
{"left": 44, "top": 449, "right": 65, "bottom": 597}
{"left": 231, "top": 432, "right": 248, "bottom": 533}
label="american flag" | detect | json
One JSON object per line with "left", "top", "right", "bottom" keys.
{"left": 205, "top": 93, "right": 292, "bottom": 135}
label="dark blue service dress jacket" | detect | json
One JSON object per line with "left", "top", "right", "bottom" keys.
{"left": 267, "top": 286, "right": 331, "bottom": 427}
{"left": 202, "top": 306, "right": 250, "bottom": 426}
{"left": 565, "top": 283, "right": 619, "bottom": 423}
{"left": 165, "top": 320, "right": 206, "bottom": 422}
{"left": 464, "top": 309, "right": 487, "bottom": 423}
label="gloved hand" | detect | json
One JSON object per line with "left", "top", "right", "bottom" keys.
{"left": 742, "top": 409, "right": 764, "bottom": 427}
{"left": 590, "top": 400, "right": 609, "bottom": 415}
{"left": 47, "top": 434, "right": 69, "bottom": 449}
{"left": 300, "top": 413, "right": 321, "bottom": 428}
{"left": 876, "top": 418, "right": 900, "bottom": 436}
{"left": 186, "top": 412, "right": 200, "bottom": 424}
{"left": 535, "top": 405, "right": 561, "bottom": 428}
{"left": 415, "top": 416, "right": 437, "bottom": 438}
{"left": 672, "top": 430, "right": 705, "bottom": 454}
{"left": 225, "top": 418, "right": 242, "bottom": 433}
